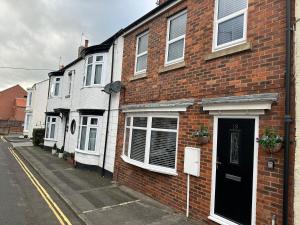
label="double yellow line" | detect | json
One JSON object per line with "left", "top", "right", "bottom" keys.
{"left": 8, "top": 146, "right": 72, "bottom": 225}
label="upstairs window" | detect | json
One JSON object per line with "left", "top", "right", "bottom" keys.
{"left": 27, "top": 92, "right": 32, "bottom": 106}
{"left": 213, "top": 0, "right": 248, "bottom": 50}
{"left": 166, "top": 11, "right": 187, "bottom": 65}
{"left": 84, "top": 55, "right": 104, "bottom": 87}
{"left": 122, "top": 114, "right": 179, "bottom": 175}
{"left": 45, "top": 116, "right": 57, "bottom": 139}
{"left": 77, "top": 116, "right": 100, "bottom": 152}
{"left": 67, "top": 72, "right": 72, "bottom": 96}
{"left": 135, "top": 31, "right": 148, "bottom": 74}
{"left": 50, "top": 77, "right": 61, "bottom": 97}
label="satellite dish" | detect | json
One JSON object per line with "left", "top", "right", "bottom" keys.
{"left": 103, "top": 81, "right": 122, "bottom": 94}
{"left": 110, "top": 81, "right": 122, "bottom": 93}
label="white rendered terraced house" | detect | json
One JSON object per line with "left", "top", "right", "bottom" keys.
{"left": 44, "top": 31, "right": 124, "bottom": 174}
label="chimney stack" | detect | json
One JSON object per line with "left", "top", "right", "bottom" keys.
{"left": 78, "top": 39, "right": 89, "bottom": 57}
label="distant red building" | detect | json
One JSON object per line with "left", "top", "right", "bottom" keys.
{"left": 0, "top": 85, "right": 27, "bottom": 121}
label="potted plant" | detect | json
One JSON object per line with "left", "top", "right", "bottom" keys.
{"left": 58, "top": 146, "right": 64, "bottom": 159}
{"left": 192, "top": 125, "right": 210, "bottom": 144}
{"left": 257, "top": 128, "right": 283, "bottom": 154}
{"left": 52, "top": 143, "right": 57, "bottom": 155}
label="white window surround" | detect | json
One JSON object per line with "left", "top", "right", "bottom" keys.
{"left": 84, "top": 54, "right": 105, "bottom": 87}
{"left": 27, "top": 92, "right": 32, "bottom": 107}
{"left": 50, "top": 77, "right": 62, "bottom": 98}
{"left": 67, "top": 72, "right": 72, "bottom": 96}
{"left": 75, "top": 115, "right": 101, "bottom": 155}
{"left": 121, "top": 112, "right": 179, "bottom": 176}
{"left": 135, "top": 31, "right": 149, "bottom": 75}
{"left": 212, "top": 0, "right": 248, "bottom": 52}
{"left": 45, "top": 116, "right": 58, "bottom": 140}
{"left": 209, "top": 115, "right": 259, "bottom": 225}
{"left": 24, "top": 113, "right": 32, "bottom": 131}
{"left": 165, "top": 10, "right": 187, "bottom": 66}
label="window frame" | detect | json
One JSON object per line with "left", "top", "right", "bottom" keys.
{"left": 134, "top": 31, "right": 149, "bottom": 75}
{"left": 212, "top": 0, "right": 248, "bottom": 51}
{"left": 84, "top": 54, "right": 105, "bottom": 87}
{"left": 50, "top": 77, "right": 62, "bottom": 98}
{"left": 27, "top": 91, "right": 32, "bottom": 107}
{"left": 165, "top": 10, "right": 187, "bottom": 66}
{"left": 24, "top": 113, "right": 32, "bottom": 131}
{"left": 45, "top": 116, "right": 58, "bottom": 140}
{"left": 67, "top": 72, "right": 73, "bottom": 96}
{"left": 122, "top": 113, "right": 179, "bottom": 175}
{"left": 76, "top": 115, "right": 101, "bottom": 155}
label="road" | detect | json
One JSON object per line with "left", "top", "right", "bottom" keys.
{"left": 0, "top": 138, "right": 83, "bottom": 225}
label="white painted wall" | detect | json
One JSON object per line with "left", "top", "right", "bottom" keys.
{"left": 23, "top": 79, "right": 49, "bottom": 138}
{"left": 45, "top": 36, "right": 124, "bottom": 173}
{"left": 295, "top": 0, "right": 300, "bottom": 223}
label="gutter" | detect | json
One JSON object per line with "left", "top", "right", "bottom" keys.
{"left": 101, "top": 39, "right": 116, "bottom": 177}
{"left": 283, "top": 0, "right": 292, "bottom": 224}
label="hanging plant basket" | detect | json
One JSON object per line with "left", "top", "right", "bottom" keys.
{"left": 257, "top": 128, "right": 283, "bottom": 154}
{"left": 193, "top": 125, "right": 210, "bottom": 145}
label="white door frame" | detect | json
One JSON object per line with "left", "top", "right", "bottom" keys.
{"left": 209, "top": 115, "right": 259, "bottom": 225}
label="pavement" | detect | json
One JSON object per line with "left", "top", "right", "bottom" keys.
{"left": 9, "top": 138, "right": 204, "bottom": 225}
{"left": 0, "top": 137, "right": 83, "bottom": 225}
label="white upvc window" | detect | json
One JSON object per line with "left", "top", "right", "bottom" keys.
{"left": 24, "top": 113, "right": 32, "bottom": 131}
{"left": 122, "top": 114, "right": 179, "bottom": 175}
{"left": 50, "top": 77, "right": 61, "bottom": 97}
{"left": 165, "top": 10, "right": 187, "bottom": 65}
{"left": 135, "top": 31, "right": 149, "bottom": 75}
{"left": 27, "top": 92, "right": 32, "bottom": 106}
{"left": 77, "top": 116, "right": 100, "bottom": 152}
{"left": 84, "top": 54, "right": 104, "bottom": 87}
{"left": 45, "top": 116, "right": 57, "bottom": 139}
{"left": 213, "top": 0, "right": 248, "bottom": 51}
{"left": 67, "top": 72, "right": 72, "bottom": 96}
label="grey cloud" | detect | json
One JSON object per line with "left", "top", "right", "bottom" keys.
{"left": 0, "top": 0, "right": 156, "bottom": 90}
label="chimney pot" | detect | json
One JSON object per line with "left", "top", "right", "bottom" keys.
{"left": 84, "top": 40, "right": 89, "bottom": 47}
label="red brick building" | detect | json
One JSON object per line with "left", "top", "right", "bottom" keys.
{"left": 0, "top": 85, "right": 27, "bottom": 121}
{"left": 114, "top": 0, "right": 294, "bottom": 225}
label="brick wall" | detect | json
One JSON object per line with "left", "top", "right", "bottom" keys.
{"left": 114, "top": 0, "right": 295, "bottom": 224}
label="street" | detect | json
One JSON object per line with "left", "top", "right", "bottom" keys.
{"left": 0, "top": 138, "right": 83, "bottom": 225}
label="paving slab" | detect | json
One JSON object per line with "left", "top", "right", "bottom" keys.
{"left": 14, "top": 145, "right": 204, "bottom": 225}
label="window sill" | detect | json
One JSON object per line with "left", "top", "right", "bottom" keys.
{"left": 130, "top": 73, "right": 147, "bottom": 81}
{"left": 44, "top": 138, "right": 57, "bottom": 142}
{"left": 121, "top": 155, "right": 177, "bottom": 176}
{"left": 158, "top": 61, "right": 185, "bottom": 74}
{"left": 205, "top": 42, "right": 252, "bottom": 61}
{"left": 80, "top": 85, "right": 104, "bottom": 90}
{"left": 75, "top": 148, "right": 99, "bottom": 156}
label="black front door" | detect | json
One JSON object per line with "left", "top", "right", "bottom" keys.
{"left": 214, "top": 118, "right": 255, "bottom": 225}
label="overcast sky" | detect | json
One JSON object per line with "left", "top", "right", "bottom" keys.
{"left": 0, "top": 0, "right": 157, "bottom": 91}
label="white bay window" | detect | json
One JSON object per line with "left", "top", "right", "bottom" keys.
{"left": 45, "top": 116, "right": 57, "bottom": 139}
{"left": 213, "top": 0, "right": 248, "bottom": 50}
{"left": 165, "top": 11, "right": 187, "bottom": 65}
{"left": 77, "top": 116, "right": 100, "bottom": 152}
{"left": 84, "top": 55, "right": 104, "bottom": 87}
{"left": 122, "top": 114, "right": 179, "bottom": 175}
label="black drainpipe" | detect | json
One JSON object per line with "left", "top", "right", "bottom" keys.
{"left": 101, "top": 40, "right": 115, "bottom": 177}
{"left": 283, "top": 0, "right": 292, "bottom": 224}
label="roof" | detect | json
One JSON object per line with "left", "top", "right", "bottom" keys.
{"left": 15, "top": 98, "right": 26, "bottom": 108}
{"left": 49, "top": 30, "right": 124, "bottom": 77}
{"left": 122, "top": 0, "right": 179, "bottom": 35}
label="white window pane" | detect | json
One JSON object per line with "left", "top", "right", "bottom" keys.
{"left": 167, "top": 39, "right": 184, "bottom": 62}
{"left": 88, "top": 56, "right": 93, "bottom": 64}
{"left": 96, "top": 56, "right": 103, "bottom": 61}
{"left": 54, "top": 83, "right": 60, "bottom": 96}
{"left": 85, "top": 65, "right": 92, "bottom": 86}
{"left": 47, "top": 117, "right": 50, "bottom": 122}
{"left": 126, "top": 117, "right": 131, "bottom": 127}
{"left": 80, "top": 127, "right": 87, "bottom": 150}
{"left": 46, "top": 124, "right": 50, "bottom": 138}
{"left": 218, "top": 0, "right": 247, "bottom": 19}
{"left": 130, "top": 129, "right": 146, "bottom": 162}
{"left": 52, "top": 118, "right": 56, "bottom": 122}
{"left": 136, "top": 54, "right": 147, "bottom": 72}
{"left": 88, "top": 128, "right": 97, "bottom": 151}
{"left": 124, "top": 128, "right": 130, "bottom": 156}
{"left": 90, "top": 118, "right": 98, "bottom": 125}
{"left": 50, "top": 124, "right": 55, "bottom": 139}
{"left": 152, "top": 118, "right": 177, "bottom": 130}
{"left": 138, "top": 34, "right": 148, "bottom": 54}
{"left": 82, "top": 117, "right": 88, "bottom": 125}
{"left": 217, "top": 14, "right": 244, "bottom": 45}
{"left": 94, "top": 64, "right": 102, "bottom": 84}
{"left": 149, "top": 131, "right": 176, "bottom": 169}
{"left": 133, "top": 117, "right": 147, "bottom": 127}
{"left": 169, "top": 13, "right": 187, "bottom": 40}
